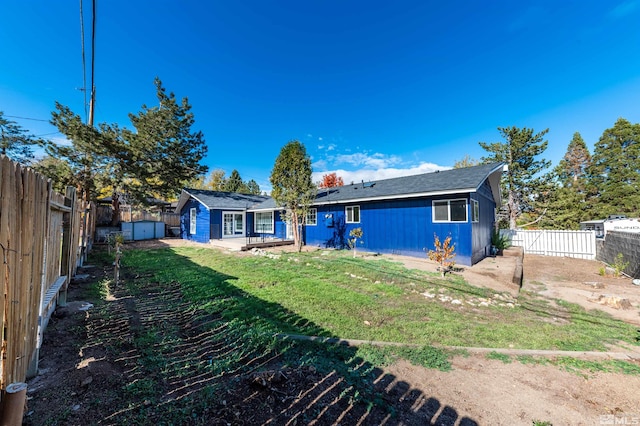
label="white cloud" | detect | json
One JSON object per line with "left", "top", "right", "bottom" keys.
{"left": 333, "top": 152, "right": 402, "bottom": 169}
{"left": 609, "top": 0, "right": 639, "bottom": 19}
{"left": 318, "top": 137, "right": 323, "bottom": 141}
{"left": 312, "top": 162, "right": 449, "bottom": 185}
{"left": 326, "top": 144, "right": 336, "bottom": 151}
{"left": 312, "top": 159, "right": 328, "bottom": 171}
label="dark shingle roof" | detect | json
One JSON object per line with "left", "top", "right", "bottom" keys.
{"left": 178, "top": 163, "right": 504, "bottom": 212}
{"left": 180, "top": 189, "right": 269, "bottom": 210}
{"left": 312, "top": 162, "right": 504, "bottom": 204}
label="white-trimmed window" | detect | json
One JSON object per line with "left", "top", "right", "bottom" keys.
{"left": 432, "top": 199, "right": 467, "bottom": 223}
{"left": 306, "top": 208, "right": 317, "bottom": 226}
{"left": 254, "top": 211, "right": 274, "bottom": 233}
{"left": 471, "top": 199, "right": 479, "bottom": 223}
{"left": 190, "top": 208, "right": 197, "bottom": 234}
{"left": 346, "top": 205, "right": 360, "bottom": 223}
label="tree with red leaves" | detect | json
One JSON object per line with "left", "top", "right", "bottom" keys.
{"left": 318, "top": 172, "right": 344, "bottom": 188}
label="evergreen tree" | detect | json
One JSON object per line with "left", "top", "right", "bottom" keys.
{"left": 589, "top": 118, "right": 640, "bottom": 217}
{"left": 479, "top": 126, "right": 551, "bottom": 229}
{"left": 540, "top": 132, "right": 592, "bottom": 229}
{"left": 123, "top": 78, "right": 208, "bottom": 201}
{"left": 270, "top": 140, "right": 315, "bottom": 251}
{"left": 246, "top": 179, "right": 261, "bottom": 195}
{"left": 557, "top": 132, "right": 591, "bottom": 191}
{"left": 224, "top": 169, "right": 245, "bottom": 192}
{"left": 0, "top": 111, "right": 46, "bottom": 164}
{"left": 49, "top": 103, "right": 109, "bottom": 201}
{"left": 49, "top": 78, "right": 208, "bottom": 224}
{"left": 189, "top": 170, "right": 260, "bottom": 194}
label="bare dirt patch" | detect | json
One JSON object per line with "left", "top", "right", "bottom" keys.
{"left": 522, "top": 254, "right": 640, "bottom": 326}
{"left": 380, "top": 247, "right": 640, "bottom": 326}
{"left": 24, "top": 241, "right": 640, "bottom": 425}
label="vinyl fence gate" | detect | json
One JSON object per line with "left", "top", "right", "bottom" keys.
{"left": 501, "top": 229, "right": 597, "bottom": 260}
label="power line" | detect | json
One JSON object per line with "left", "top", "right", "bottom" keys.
{"left": 4, "top": 115, "right": 49, "bottom": 122}
{"left": 88, "top": 0, "right": 96, "bottom": 127}
{"left": 34, "top": 132, "right": 61, "bottom": 137}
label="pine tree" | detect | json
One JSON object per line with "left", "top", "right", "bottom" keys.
{"left": 246, "top": 179, "right": 261, "bottom": 195}
{"left": 49, "top": 103, "right": 109, "bottom": 201}
{"left": 124, "top": 78, "right": 208, "bottom": 201}
{"left": 541, "top": 132, "right": 592, "bottom": 229}
{"left": 49, "top": 78, "right": 208, "bottom": 224}
{"left": 224, "top": 169, "right": 245, "bottom": 192}
{"left": 589, "top": 118, "right": 640, "bottom": 217}
{"left": 0, "top": 112, "right": 45, "bottom": 164}
{"left": 557, "top": 132, "right": 591, "bottom": 191}
{"left": 479, "top": 126, "right": 551, "bottom": 229}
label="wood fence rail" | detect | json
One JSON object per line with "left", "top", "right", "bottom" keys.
{"left": 0, "top": 156, "right": 94, "bottom": 396}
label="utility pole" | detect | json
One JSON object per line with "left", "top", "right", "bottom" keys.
{"left": 87, "top": 0, "right": 96, "bottom": 128}
{"left": 82, "top": 0, "right": 96, "bottom": 203}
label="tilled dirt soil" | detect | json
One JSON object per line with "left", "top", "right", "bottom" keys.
{"left": 24, "top": 240, "right": 640, "bottom": 425}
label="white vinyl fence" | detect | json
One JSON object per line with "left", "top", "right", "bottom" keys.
{"left": 501, "top": 229, "right": 597, "bottom": 260}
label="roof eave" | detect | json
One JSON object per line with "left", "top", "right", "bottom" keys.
{"left": 311, "top": 188, "right": 478, "bottom": 206}
{"left": 479, "top": 163, "right": 506, "bottom": 206}
{"left": 175, "top": 189, "right": 212, "bottom": 212}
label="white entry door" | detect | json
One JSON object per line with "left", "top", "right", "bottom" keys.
{"left": 222, "top": 212, "right": 244, "bottom": 237}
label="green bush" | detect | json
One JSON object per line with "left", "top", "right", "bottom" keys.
{"left": 491, "top": 229, "right": 511, "bottom": 250}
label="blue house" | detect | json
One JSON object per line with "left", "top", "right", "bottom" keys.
{"left": 175, "top": 190, "right": 288, "bottom": 243}
{"left": 176, "top": 162, "right": 504, "bottom": 265}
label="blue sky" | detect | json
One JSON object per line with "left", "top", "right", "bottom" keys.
{"left": 2, "top": 1, "right": 639, "bottom": 192}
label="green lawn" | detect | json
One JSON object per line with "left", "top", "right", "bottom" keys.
{"left": 65, "top": 245, "right": 638, "bottom": 423}
{"left": 122, "top": 246, "right": 639, "bottom": 352}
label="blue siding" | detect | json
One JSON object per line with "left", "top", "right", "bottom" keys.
{"left": 180, "top": 198, "right": 211, "bottom": 243}
{"left": 246, "top": 212, "right": 255, "bottom": 237}
{"left": 246, "top": 210, "right": 287, "bottom": 239}
{"left": 274, "top": 211, "right": 288, "bottom": 239}
{"left": 210, "top": 209, "right": 223, "bottom": 239}
{"left": 471, "top": 181, "right": 497, "bottom": 263}
{"left": 305, "top": 195, "right": 478, "bottom": 265}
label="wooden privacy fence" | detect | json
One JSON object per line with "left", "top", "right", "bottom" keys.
{"left": 0, "top": 156, "right": 94, "bottom": 395}
{"left": 97, "top": 204, "right": 179, "bottom": 227}
{"left": 122, "top": 210, "right": 180, "bottom": 227}
{"left": 502, "top": 229, "right": 596, "bottom": 260}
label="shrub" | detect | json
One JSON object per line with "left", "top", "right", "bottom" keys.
{"left": 348, "top": 227, "right": 364, "bottom": 258}
{"left": 428, "top": 234, "right": 456, "bottom": 277}
{"left": 491, "top": 229, "right": 511, "bottom": 252}
{"left": 612, "top": 253, "right": 629, "bottom": 278}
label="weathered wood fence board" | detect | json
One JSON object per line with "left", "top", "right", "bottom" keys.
{"left": 0, "top": 155, "right": 95, "bottom": 390}
{"left": 97, "top": 205, "right": 179, "bottom": 227}
{"left": 502, "top": 229, "right": 596, "bottom": 260}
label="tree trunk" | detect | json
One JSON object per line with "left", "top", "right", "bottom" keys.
{"left": 508, "top": 191, "right": 518, "bottom": 230}
{"left": 292, "top": 213, "right": 303, "bottom": 252}
{"left": 110, "top": 191, "right": 120, "bottom": 227}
